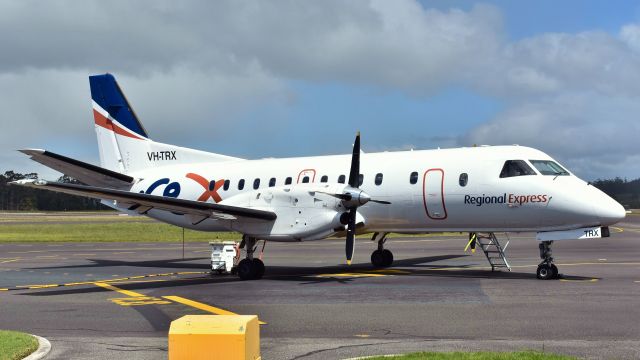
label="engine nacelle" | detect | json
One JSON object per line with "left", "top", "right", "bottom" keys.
{"left": 220, "top": 183, "right": 359, "bottom": 241}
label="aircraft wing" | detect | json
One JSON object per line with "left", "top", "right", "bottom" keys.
{"left": 19, "top": 149, "right": 133, "bottom": 189}
{"left": 12, "top": 180, "right": 277, "bottom": 222}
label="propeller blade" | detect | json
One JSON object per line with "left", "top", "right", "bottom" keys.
{"left": 370, "top": 199, "right": 391, "bottom": 205}
{"left": 348, "top": 132, "right": 361, "bottom": 188}
{"left": 345, "top": 208, "right": 356, "bottom": 265}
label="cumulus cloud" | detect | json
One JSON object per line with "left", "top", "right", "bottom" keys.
{"left": 463, "top": 28, "right": 640, "bottom": 178}
{"left": 0, "top": 0, "right": 638, "bottom": 180}
{"left": 462, "top": 93, "right": 640, "bottom": 177}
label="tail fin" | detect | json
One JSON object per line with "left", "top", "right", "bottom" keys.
{"left": 89, "top": 74, "right": 241, "bottom": 174}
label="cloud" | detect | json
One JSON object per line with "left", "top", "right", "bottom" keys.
{"left": 462, "top": 28, "right": 640, "bottom": 179}
{"left": 462, "top": 92, "right": 640, "bottom": 179}
{"left": 0, "top": 0, "right": 638, "bottom": 180}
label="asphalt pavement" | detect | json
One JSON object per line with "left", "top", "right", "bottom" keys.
{"left": 1, "top": 215, "right": 639, "bottom": 359}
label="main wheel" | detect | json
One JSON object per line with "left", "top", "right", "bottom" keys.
{"left": 381, "top": 249, "right": 394, "bottom": 267}
{"left": 252, "top": 258, "right": 265, "bottom": 279}
{"left": 536, "top": 264, "right": 553, "bottom": 280}
{"left": 371, "top": 250, "right": 385, "bottom": 267}
{"left": 237, "top": 259, "right": 256, "bottom": 280}
{"left": 550, "top": 264, "right": 559, "bottom": 279}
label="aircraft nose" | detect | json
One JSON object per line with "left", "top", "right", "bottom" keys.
{"left": 592, "top": 189, "right": 626, "bottom": 226}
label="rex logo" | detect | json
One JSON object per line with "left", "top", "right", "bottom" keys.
{"left": 186, "top": 173, "right": 225, "bottom": 203}
{"left": 143, "top": 173, "right": 225, "bottom": 203}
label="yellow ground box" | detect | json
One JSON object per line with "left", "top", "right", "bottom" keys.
{"left": 169, "top": 315, "right": 261, "bottom": 360}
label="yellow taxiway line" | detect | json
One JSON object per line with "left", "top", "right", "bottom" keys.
{"left": 93, "top": 281, "right": 267, "bottom": 324}
{"left": 0, "top": 259, "right": 20, "bottom": 264}
{"left": 95, "top": 281, "right": 145, "bottom": 297}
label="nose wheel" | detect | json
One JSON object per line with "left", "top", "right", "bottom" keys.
{"left": 537, "top": 241, "right": 559, "bottom": 280}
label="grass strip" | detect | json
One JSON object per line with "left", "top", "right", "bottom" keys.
{"left": 0, "top": 330, "right": 39, "bottom": 360}
{"left": 0, "top": 211, "right": 467, "bottom": 242}
{"left": 364, "top": 351, "right": 576, "bottom": 360}
{"left": 0, "top": 222, "right": 240, "bottom": 242}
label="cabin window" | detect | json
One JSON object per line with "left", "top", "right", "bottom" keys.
{"left": 223, "top": 179, "right": 230, "bottom": 191}
{"left": 302, "top": 176, "right": 310, "bottom": 183}
{"left": 459, "top": 173, "right": 468, "bottom": 187}
{"left": 529, "top": 160, "right": 570, "bottom": 176}
{"left": 358, "top": 174, "right": 364, "bottom": 186}
{"left": 375, "top": 173, "right": 383, "bottom": 186}
{"left": 499, "top": 160, "right": 536, "bottom": 178}
{"left": 253, "top": 178, "right": 260, "bottom": 189}
{"left": 320, "top": 175, "right": 328, "bottom": 183}
{"left": 285, "top": 177, "right": 292, "bottom": 185}
{"left": 409, "top": 171, "right": 418, "bottom": 184}
{"left": 269, "top": 177, "right": 276, "bottom": 187}
{"left": 238, "top": 179, "right": 245, "bottom": 190}
{"left": 338, "top": 175, "right": 346, "bottom": 184}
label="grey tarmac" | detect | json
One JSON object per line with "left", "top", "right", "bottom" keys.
{"left": 0, "top": 215, "right": 639, "bottom": 359}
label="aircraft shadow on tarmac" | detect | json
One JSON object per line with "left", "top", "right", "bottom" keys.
{"left": 18, "top": 253, "right": 595, "bottom": 297}
{"left": 24, "top": 257, "right": 211, "bottom": 270}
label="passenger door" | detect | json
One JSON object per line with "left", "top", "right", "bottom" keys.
{"left": 423, "top": 168, "right": 447, "bottom": 220}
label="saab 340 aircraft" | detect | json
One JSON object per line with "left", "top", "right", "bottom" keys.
{"left": 14, "top": 74, "right": 626, "bottom": 280}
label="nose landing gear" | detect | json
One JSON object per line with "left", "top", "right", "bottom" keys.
{"left": 537, "top": 241, "right": 559, "bottom": 280}
{"left": 237, "top": 235, "right": 266, "bottom": 281}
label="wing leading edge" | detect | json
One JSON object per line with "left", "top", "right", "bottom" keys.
{"left": 19, "top": 149, "right": 134, "bottom": 189}
{"left": 12, "top": 180, "right": 277, "bottom": 222}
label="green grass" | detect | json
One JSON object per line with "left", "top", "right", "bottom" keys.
{"left": 0, "top": 221, "right": 241, "bottom": 242}
{"left": 364, "top": 351, "right": 576, "bottom": 360}
{"left": 0, "top": 211, "right": 468, "bottom": 242}
{"left": 0, "top": 330, "right": 38, "bottom": 360}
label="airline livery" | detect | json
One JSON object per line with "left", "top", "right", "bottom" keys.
{"left": 14, "top": 74, "right": 626, "bottom": 280}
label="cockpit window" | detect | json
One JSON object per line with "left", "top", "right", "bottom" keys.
{"left": 499, "top": 160, "right": 536, "bottom": 178}
{"left": 529, "top": 160, "right": 570, "bottom": 176}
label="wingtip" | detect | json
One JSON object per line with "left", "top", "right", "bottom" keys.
{"left": 10, "top": 179, "right": 46, "bottom": 186}
{"left": 18, "top": 148, "right": 45, "bottom": 156}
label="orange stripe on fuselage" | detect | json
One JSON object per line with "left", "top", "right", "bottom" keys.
{"left": 93, "top": 109, "right": 144, "bottom": 140}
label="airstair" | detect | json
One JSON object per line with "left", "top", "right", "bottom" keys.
{"left": 474, "top": 232, "right": 511, "bottom": 271}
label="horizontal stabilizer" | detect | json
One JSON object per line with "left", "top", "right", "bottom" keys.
{"left": 19, "top": 149, "right": 134, "bottom": 189}
{"left": 12, "top": 180, "right": 277, "bottom": 222}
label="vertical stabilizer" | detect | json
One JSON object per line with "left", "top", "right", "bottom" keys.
{"left": 89, "top": 74, "right": 242, "bottom": 174}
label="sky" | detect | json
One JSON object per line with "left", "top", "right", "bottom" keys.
{"left": 1, "top": 0, "right": 639, "bottom": 181}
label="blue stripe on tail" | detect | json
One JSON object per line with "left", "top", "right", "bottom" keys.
{"left": 89, "top": 74, "right": 148, "bottom": 138}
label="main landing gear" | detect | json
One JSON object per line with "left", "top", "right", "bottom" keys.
{"left": 237, "top": 235, "right": 266, "bottom": 281}
{"left": 370, "top": 232, "right": 393, "bottom": 268}
{"left": 537, "top": 241, "right": 559, "bottom": 280}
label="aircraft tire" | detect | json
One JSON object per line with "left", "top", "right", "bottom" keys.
{"left": 237, "top": 259, "right": 256, "bottom": 280}
{"left": 382, "top": 249, "right": 393, "bottom": 267}
{"left": 536, "top": 264, "right": 553, "bottom": 280}
{"left": 550, "top": 264, "right": 559, "bottom": 279}
{"left": 252, "top": 258, "right": 265, "bottom": 279}
{"left": 371, "top": 250, "right": 385, "bottom": 267}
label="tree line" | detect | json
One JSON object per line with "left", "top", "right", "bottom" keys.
{"left": 591, "top": 177, "right": 640, "bottom": 209}
{"left": 0, "top": 170, "right": 638, "bottom": 211}
{"left": 0, "top": 171, "right": 107, "bottom": 211}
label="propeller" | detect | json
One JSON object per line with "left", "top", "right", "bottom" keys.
{"left": 338, "top": 132, "right": 390, "bottom": 265}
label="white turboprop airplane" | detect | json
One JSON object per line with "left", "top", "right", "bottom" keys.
{"left": 14, "top": 74, "right": 626, "bottom": 281}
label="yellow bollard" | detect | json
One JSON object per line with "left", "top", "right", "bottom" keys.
{"left": 169, "top": 315, "right": 260, "bottom": 360}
